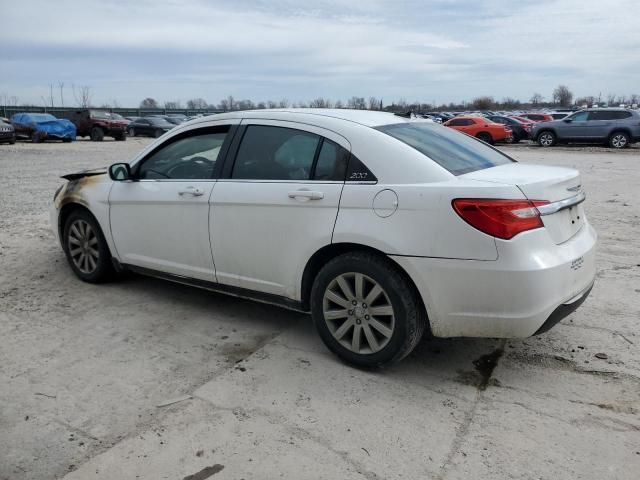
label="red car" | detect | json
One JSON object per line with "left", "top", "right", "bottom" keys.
{"left": 519, "top": 113, "right": 554, "bottom": 123}
{"left": 443, "top": 116, "right": 512, "bottom": 144}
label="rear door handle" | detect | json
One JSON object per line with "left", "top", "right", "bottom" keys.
{"left": 288, "top": 189, "right": 324, "bottom": 200}
{"left": 178, "top": 186, "right": 204, "bottom": 196}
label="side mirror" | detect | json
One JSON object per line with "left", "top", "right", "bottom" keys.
{"left": 563, "top": 118, "right": 573, "bottom": 123}
{"left": 109, "top": 163, "right": 131, "bottom": 181}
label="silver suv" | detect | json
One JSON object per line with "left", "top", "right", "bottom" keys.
{"left": 532, "top": 108, "right": 640, "bottom": 148}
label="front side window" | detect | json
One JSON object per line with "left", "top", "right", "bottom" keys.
{"left": 137, "top": 129, "right": 228, "bottom": 180}
{"left": 376, "top": 122, "right": 514, "bottom": 176}
{"left": 569, "top": 111, "right": 589, "bottom": 121}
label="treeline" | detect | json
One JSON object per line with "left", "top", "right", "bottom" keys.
{"left": 4, "top": 84, "right": 639, "bottom": 113}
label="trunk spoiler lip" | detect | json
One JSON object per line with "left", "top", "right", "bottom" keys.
{"left": 61, "top": 168, "right": 107, "bottom": 181}
{"left": 537, "top": 191, "right": 586, "bottom": 216}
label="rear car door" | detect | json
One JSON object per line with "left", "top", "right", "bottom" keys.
{"left": 210, "top": 120, "right": 349, "bottom": 299}
{"left": 586, "top": 110, "right": 616, "bottom": 139}
{"left": 109, "top": 123, "right": 236, "bottom": 280}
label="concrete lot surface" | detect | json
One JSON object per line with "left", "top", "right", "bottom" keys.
{"left": 1, "top": 137, "right": 638, "bottom": 479}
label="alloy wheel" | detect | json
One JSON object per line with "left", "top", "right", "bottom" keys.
{"left": 67, "top": 219, "right": 99, "bottom": 274}
{"left": 322, "top": 272, "right": 395, "bottom": 354}
{"left": 539, "top": 133, "right": 554, "bottom": 146}
{"left": 611, "top": 134, "right": 627, "bottom": 148}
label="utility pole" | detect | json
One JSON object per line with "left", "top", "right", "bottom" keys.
{"left": 58, "top": 82, "right": 64, "bottom": 106}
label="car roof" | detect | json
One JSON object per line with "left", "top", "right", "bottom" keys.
{"left": 184, "top": 108, "right": 432, "bottom": 129}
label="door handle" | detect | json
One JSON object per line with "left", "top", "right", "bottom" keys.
{"left": 178, "top": 186, "right": 204, "bottom": 196}
{"left": 288, "top": 189, "right": 324, "bottom": 200}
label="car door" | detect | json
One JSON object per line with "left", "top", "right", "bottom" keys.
{"left": 585, "top": 110, "right": 615, "bottom": 139}
{"left": 210, "top": 120, "right": 349, "bottom": 299}
{"left": 109, "top": 123, "right": 236, "bottom": 280}
{"left": 558, "top": 111, "right": 589, "bottom": 139}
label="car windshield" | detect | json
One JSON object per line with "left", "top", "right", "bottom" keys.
{"left": 28, "top": 114, "right": 57, "bottom": 123}
{"left": 90, "top": 110, "right": 111, "bottom": 119}
{"left": 376, "top": 122, "right": 515, "bottom": 176}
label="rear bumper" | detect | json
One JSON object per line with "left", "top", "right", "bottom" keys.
{"left": 534, "top": 281, "right": 593, "bottom": 335}
{"left": 391, "top": 222, "right": 597, "bottom": 338}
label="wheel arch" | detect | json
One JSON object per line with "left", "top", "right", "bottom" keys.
{"left": 300, "top": 242, "right": 431, "bottom": 333}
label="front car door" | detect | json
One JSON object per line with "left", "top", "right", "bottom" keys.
{"left": 210, "top": 120, "right": 349, "bottom": 299}
{"left": 109, "top": 122, "right": 237, "bottom": 280}
{"left": 558, "top": 111, "right": 590, "bottom": 140}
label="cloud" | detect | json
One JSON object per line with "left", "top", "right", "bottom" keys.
{"left": 0, "top": 0, "right": 638, "bottom": 106}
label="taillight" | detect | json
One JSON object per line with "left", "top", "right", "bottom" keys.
{"left": 452, "top": 199, "right": 549, "bottom": 240}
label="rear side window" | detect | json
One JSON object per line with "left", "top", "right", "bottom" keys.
{"left": 232, "top": 125, "right": 349, "bottom": 181}
{"left": 376, "top": 123, "right": 514, "bottom": 176}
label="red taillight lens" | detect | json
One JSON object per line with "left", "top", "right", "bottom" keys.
{"left": 452, "top": 199, "right": 549, "bottom": 240}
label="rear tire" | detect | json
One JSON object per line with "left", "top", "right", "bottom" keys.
{"left": 31, "top": 131, "right": 43, "bottom": 143}
{"left": 90, "top": 127, "right": 104, "bottom": 142}
{"left": 609, "top": 131, "right": 629, "bottom": 149}
{"left": 310, "top": 252, "right": 426, "bottom": 368}
{"left": 476, "top": 132, "right": 493, "bottom": 144}
{"left": 537, "top": 130, "right": 556, "bottom": 147}
{"left": 63, "top": 209, "right": 115, "bottom": 283}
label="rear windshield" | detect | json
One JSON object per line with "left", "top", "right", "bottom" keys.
{"left": 376, "top": 122, "right": 515, "bottom": 176}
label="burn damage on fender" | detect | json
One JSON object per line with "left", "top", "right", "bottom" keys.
{"left": 54, "top": 169, "right": 107, "bottom": 210}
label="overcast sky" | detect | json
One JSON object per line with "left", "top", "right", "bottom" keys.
{"left": 1, "top": 0, "right": 639, "bottom": 107}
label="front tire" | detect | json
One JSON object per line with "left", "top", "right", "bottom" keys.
{"left": 609, "top": 131, "right": 629, "bottom": 149}
{"left": 63, "top": 209, "right": 115, "bottom": 283}
{"left": 537, "top": 130, "right": 556, "bottom": 147}
{"left": 310, "top": 252, "right": 426, "bottom": 368}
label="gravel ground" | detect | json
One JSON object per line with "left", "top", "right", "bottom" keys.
{"left": 0, "top": 137, "right": 638, "bottom": 480}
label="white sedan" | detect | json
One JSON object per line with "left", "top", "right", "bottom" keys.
{"left": 51, "top": 109, "right": 596, "bottom": 367}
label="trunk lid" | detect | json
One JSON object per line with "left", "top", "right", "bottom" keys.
{"left": 462, "top": 163, "right": 585, "bottom": 244}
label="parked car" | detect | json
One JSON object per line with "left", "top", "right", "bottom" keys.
{"left": 443, "top": 116, "right": 512, "bottom": 144}
{"left": 127, "top": 117, "right": 176, "bottom": 138}
{"left": 532, "top": 108, "right": 640, "bottom": 148}
{"left": 11, "top": 113, "right": 76, "bottom": 143}
{"left": 150, "top": 115, "right": 185, "bottom": 125}
{"left": 486, "top": 115, "right": 531, "bottom": 143}
{"left": 519, "top": 113, "right": 554, "bottom": 123}
{"left": 60, "top": 109, "right": 127, "bottom": 141}
{"left": 50, "top": 109, "right": 596, "bottom": 367}
{"left": 124, "top": 116, "right": 141, "bottom": 122}
{"left": 0, "top": 119, "right": 16, "bottom": 144}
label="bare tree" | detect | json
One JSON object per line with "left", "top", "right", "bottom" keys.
{"left": 73, "top": 85, "right": 93, "bottom": 108}
{"left": 58, "top": 82, "right": 65, "bottom": 107}
{"left": 42, "top": 83, "right": 55, "bottom": 107}
{"left": 266, "top": 100, "right": 278, "bottom": 109}
{"left": 368, "top": 97, "right": 380, "bottom": 110}
{"left": 552, "top": 85, "right": 573, "bottom": 107}
{"left": 226, "top": 95, "right": 235, "bottom": 111}
{"left": 529, "top": 93, "right": 543, "bottom": 106}
{"left": 471, "top": 96, "right": 494, "bottom": 110}
{"left": 334, "top": 100, "right": 343, "bottom": 109}
{"left": 278, "top": 98, "right": 289, "bottom": 108}
{"left": 257, "top": 101, "right": 266, "bottom": 109}
{"left": 140, "top": 97, "right": 159, "bottom": 109}
{"left": 347, "top": 96, "right": 366, "bottom": 109}
{"left": 164, "top": 100, "right": 182, "bottom": 109}
{"left": 309, "top": 98, "right": 331, "bottom": 108}
{"left": 186, "top": 98, "right": 208, "bottom": 109}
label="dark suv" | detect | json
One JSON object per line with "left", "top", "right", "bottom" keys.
{"left": 61, "top": 109, "right": 128, "bottom": 141}
{"left": 532, "top": 108, "right": 640, "bottom": 148}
